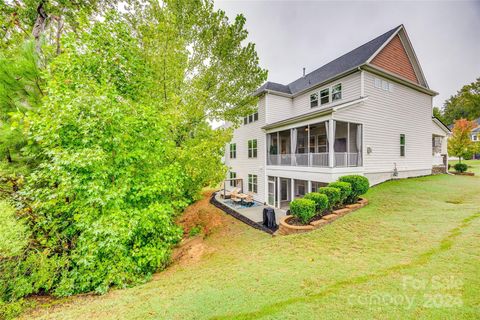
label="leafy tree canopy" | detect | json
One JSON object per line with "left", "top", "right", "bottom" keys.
{"left": 447, "top": 119, "right": 476, "bottom": 162}
{"left": 441, "top": 77, "right": 480, "bottom": 125}
{"left": 0, "top": 1, "right": 267, "bottom": 316}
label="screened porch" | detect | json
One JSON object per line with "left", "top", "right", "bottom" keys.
{"left": 266, "top": 120, "right": 363, "bottom": 168}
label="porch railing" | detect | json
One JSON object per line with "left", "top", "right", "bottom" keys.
{"left": 267, "top": 153, "right": 329, "bottom": 167}
{"left": 334, "top": 152, "right": 360, "bottom": 167}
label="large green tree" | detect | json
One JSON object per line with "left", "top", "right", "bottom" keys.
{"left": 443, "top": 78, "right": 480, "bottom": 125}
{"left": 0, "top": 1, "right": 267, "bottom": 316}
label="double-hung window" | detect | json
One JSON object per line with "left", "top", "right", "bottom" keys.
{"left": 248, "top": 139, "right": 257, "bottom": 158}
{"left": 310, "top": 92, "right": 319, "bottom": 108}
{"left": 229, "top": 143, "right": 236, "bottom": 159}
{"left": 229, "top": 172, "right": 236, "bottom": 187}
{"left": 400, "top": 134, "right": 406, "bottom": 157}
{"left": 320, "top": 88, "right": 329, "bottom": 105}
{"left": 248, "top": 174, "right": 258, "bottom": 193}
{"left": 332, "top": 84, "right": 342, "bottom": 101}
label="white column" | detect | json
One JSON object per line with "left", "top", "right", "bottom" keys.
{"left": 307, "top": 125, "right": 310, "bottom": 166}
{"left": 308, "top": 180, "right": 312, "bottom": 193}
{"left": 276, "top": 176, "right": 280, "bottom": 208}
{"left": 329, "top": 119, "right": 335, "bottom": 168}
{"left": 291, "top": 178, "right": 295, "bottom": 201}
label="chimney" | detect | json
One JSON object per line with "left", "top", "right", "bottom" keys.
{"left": 303, "top": 67, "right": 306, "bottom": 77}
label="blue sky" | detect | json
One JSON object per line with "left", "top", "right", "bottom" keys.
{"left": 215, "top": 0, "right": 480, "bottom": 109}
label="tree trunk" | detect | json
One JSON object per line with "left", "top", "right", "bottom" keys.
{"left": 32, "top": 2, "right": 48, "bottom": 54}
{"left": 6, "top": 148, "right": 12, "bottom": 163}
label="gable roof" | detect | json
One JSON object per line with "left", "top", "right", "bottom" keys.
{"left": 255, "top": 25, "right": 434, "bottom": 97}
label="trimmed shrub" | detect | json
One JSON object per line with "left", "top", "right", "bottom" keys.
{"left": 327, "top": 181, "right": 352, "bottom": 205}
{"left": 304, "top": 192, "right": 329, "bottom": 214}
{"left": 317, "top": 187, "right": 341, "bottom": 210}
{"left": 454, "top": 163, "right": 468, "bottom": 173}
{"left": 289, "top": 198, "right": 316, "bottom": 224}
{"left": 338, "top": 175, "right": 369, "bottom": 204}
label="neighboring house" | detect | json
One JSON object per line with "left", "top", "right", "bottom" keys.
{"left": 471, "top": 118, "right": 480, "bottom": 159}
{"left": 224, "top": 25, "right": 449, "bottom": 209}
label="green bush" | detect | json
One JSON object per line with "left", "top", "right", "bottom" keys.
{"left": 454, "top": 163, "right": 468, "bottom": 173}
{"left": 327, "top": 182, "right": 352, "bottom": 205}
{"left": 304, "top": 192, "right": 329, "bottom": 213}
{"left": 289, "top": 198, "right": 316, "bottom": 224}
{"left": 317, "top": 187, "right": 341, "bottom": 210}
{"left": 338, "top": 175, "right": 369, "bottom": 204}
{"left": 0, "top": 200, "right": 29, "bottom": 258}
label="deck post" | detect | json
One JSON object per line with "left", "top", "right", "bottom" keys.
{"left": 329, "top": 119, "right": 335, "bottom": 168}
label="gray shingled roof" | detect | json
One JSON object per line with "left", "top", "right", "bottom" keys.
{"left": 255, "top": 25, "right": 401, "bottom": 96}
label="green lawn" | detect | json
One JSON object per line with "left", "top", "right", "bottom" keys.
{"left": 25, "top": 169, "right": 480, "bottom": 319}
{"left": 449, "top": 159, "right": 480, "bottom": 175}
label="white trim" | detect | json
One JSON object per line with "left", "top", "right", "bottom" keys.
{"left": 366, "top": 25, "right": 403, "bottom": 64}
{"left": 397, "top": 27, "right": 429, "bottom": 88}
{"left": 432, "top": 118, "right": 451, "bottom": 135}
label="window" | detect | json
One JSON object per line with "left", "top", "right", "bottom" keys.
{"left": 248, "top": 139, "right": 257, "bottom": 158}
{"left": 244, "top": 112, "right": 259, "bottom": 125}
{"left": 388, "top": 83, "right": 394, "bottom": 92}
{"left": 248, "top": 174, "right": 258, "bottom": 193}
{"left": 229, "top": 143, "right": 236, "bottom": 159}
{"left": 375, "top": 77, "right": 394, "bottom": 92}
{"left": 472, "top": 135, "right": 478, "bottom": 141}
{"left": 400, "top": 134, "right": 405, "bottom": 157}
{"left": 229, "top": 172, "right": 236, "bottom": 187}
{"left": 332, "top": 83, "right": 342, "bottom": 101}
{"left": 320, "top": 88, "right": 329, "bottom": 105}
{"left": 310, "top": 92, "right": 319, "bottom": 108}
{"left": 311, "top": 181, "right": 326, "bottom": 193}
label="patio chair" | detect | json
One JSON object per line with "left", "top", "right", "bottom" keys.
{"left": 231, "top": 194, "right": 242, "bottom": 206}
{"left": 244, "top": 193, "right": 255, "bottom": 207}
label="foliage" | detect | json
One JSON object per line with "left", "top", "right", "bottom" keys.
{"left": 289, "top": 198, "right": 316, "bottom": 224}
{"left": 0, "top": 0, "right": 267, "bottom": 312}
{"left": 317, "top": 187, "right": 341, "bottom": 210}
{"left": 327, "top": 181, "right": 352, "bottom": 205}
{"left": 453, "top": 163, "right": 468, "bottom": 173}
{"left": 189, "top": 225, "right": 202, "bottom": 237}
{"left": 338, "top": 175, "right": 369, "bottom": 204}
{"left": 442, "top": 78, "right": 480, "bottom": 125}
{"left": 447, "top": 119, "right": 476, "bottom": 163}
{"left": 0, "top": 200, "right": 29, "bottom": 258}
{"left": 432, "top": 107, "right": 447, "bottom": 124}
{"left": 303, "top": 192, "right": 329, "bottom": 214}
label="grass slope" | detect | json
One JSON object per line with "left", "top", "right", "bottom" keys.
{"left": 25, "top": 168, "right": 480, "bottom": 319}
{"left": 449, "top": 159, "right": 480, "bottom": 175}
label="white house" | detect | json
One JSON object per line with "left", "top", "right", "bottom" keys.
{"left": 224, "top": 25, "right": 449, "bottom": 209}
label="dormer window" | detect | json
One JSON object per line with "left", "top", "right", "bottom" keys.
{"left": 320, "top": 88, "right": 329, "bottom": 105}
{"left": 332, "top": 83, "right": 342, "bottom": 101}
{"left": 310, "top": 93, "right": 319, "bottom": 108}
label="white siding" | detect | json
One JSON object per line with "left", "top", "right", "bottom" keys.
{"left": 265, "top": 94, "right": 293, "bottom": 124}
{"left": 291, "top": 72, "right": 361, "bottom": 118}
{"left": 225, "top": 96, "right": 266, "bottom": 203}
{"left": 334, "top": 71, "right": 433, "bottom": 179}
{"left": 265, "top": 72, "right": 362, "bottom": 125}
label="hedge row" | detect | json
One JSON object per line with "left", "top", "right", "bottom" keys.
{"left": 289, "top": 175, "right": 369, "bottom": 224}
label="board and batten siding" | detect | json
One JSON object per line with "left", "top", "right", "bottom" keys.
{"left": 265, "top": 72, "right": 362, "bottom": 125}
{"left": 334, "top": 71, "right": 433, "bottom": 184}
{"left": 225, "top": 95, "right": 266, "bottom": 203}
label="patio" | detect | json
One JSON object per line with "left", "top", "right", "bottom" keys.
{"left": 213, "top": 192, "right": 287, "bottom": 231}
